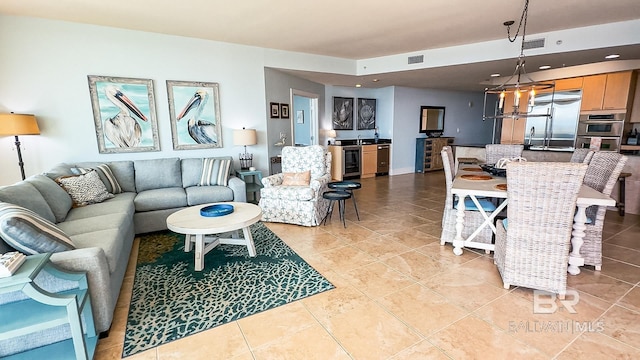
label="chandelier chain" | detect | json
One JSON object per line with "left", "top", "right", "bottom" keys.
{"left": 506, "top": 0, "right": 530, "bottom": 54}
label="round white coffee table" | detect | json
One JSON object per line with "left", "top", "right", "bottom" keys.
{"left": 166, "top": 202, "right": 262, "bottom": 271}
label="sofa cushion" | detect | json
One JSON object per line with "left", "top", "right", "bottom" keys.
{"left": 43, "top": 163, "right": 75, "bottom": 180}
{"left": 200, "top": 158, "right": 231, "bottom": 186}
{"left": 182, "top": 156, "right": 234, "bottom": 187}
{"left": 55, "top": 171, "right": 115, "bottom": 207}
{"left": 104, "top": 161, "right": 136, "bottom": 193}
{"left": 64, "top": 193, "right": 136, "bottom": 221}
{"left": 134, "top": 187, "right": 188, "bottom": 212}
{"left": 185, "top": 186, "right": 234, "bottom": 206}
{"left": 73, "top": 161, "right": 136, "bottom": 193}
{"left": 0, "top": 182, "right": 56, "bottom": 223}
{"left": 0, "top": 202, "right": 75, "bottom": 254}
{"left": 24, "top": 175, "right": 73, "bottom": 223}
{"left": 71, "top": 164, "right": 123, "bottom": 194}
{"left": 260, "top": 186, "right": 315, "bottom": 201}
{"left": 57, "top": 213, "right": 131, "bottom": 273}
{"left": 135, "top": 158, "right": 182, "bottom": 192}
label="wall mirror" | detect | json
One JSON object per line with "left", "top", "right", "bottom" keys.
{"left": 419, "top": 106, "right": 445, "bottom": 136}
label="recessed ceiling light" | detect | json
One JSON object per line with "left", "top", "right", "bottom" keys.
{"left": 490, "top": 73, "right": 501, "bottom": 77}
{"left": 605, "top": 54, "right": 620, "bottom": 59}
{"left": 539, "top": 65, "right": 551, "bottom": 70}
{"left": 372, "top": 79, "right": 379, "bottom": 82}
{"left": 355, "top": 84, "right": 362, "bottom": 88}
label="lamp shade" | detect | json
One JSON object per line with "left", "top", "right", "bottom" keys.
{"left": 0, "top": 113, "right": 40, "bottom": 136}
{"left": 233, "top": 128, "right": 257, "bottom": 146}
{"left": 327, "top": 130, "right": 337, "bottom": 138}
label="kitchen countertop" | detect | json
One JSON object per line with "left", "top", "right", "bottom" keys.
{"left": 334, "top": 138, "right": 392, "bottom": 146}
{"left": 454, "top": 144, "right": 576, "bottom": 152}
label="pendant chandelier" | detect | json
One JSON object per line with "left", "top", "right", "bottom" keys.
{"left": 483, "top": 0, "right": 555, "bottom": 121}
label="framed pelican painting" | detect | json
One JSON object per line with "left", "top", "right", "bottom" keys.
{"left": 166, "top": 80, "right": 222, "bottom": 150}
{"left": 87, "top": 75, "right": 160, "bottom": 153}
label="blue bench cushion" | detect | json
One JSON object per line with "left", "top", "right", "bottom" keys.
{"left": 454, "top": 197, "right": 496, "bottom": 212}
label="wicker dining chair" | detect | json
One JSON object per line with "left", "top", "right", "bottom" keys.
{"left": 440, "top": 147, "right": 495, "bottom": 247}
{"left": 485, "top": 144, "right": 524, "bottom": 165}
{"left": 494, "top": 162, "right": 587, "bottom": 297}
{"left": 570, "top": 148, "right": 595, "bottom": 164}
{"left": 580, "top": 152, "right": 627, "bottom": 270}
{"left": 442, "top": 145, "right": 456, "bottom": 177}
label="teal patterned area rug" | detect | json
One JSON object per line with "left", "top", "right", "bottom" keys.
{"left": 122, "top": 222, "right": 334, "bottom": 357}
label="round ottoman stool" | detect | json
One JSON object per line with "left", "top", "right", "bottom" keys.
{"left": 322, "top": 190, "right": 352, "bottom": 228}
{"left": 328, "top": 181, "right": 361, "bottom": 220}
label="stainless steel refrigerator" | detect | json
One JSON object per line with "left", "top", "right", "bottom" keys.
{"left": 524, "top": 90, "right": 582, "bottom": 150}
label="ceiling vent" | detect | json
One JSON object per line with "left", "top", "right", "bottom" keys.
{"left": 408, "top": 55, "right": 424, "bottom": 64}
{"left": 522, "top": 38, "right": 545, "bottom": 50}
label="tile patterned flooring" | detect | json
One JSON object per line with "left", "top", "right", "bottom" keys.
{"left": 95, "top": 172, "right": 640, "bottom": 359}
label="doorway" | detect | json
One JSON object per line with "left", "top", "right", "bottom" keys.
{"left": 291, "top": 90, "right": 319, "bottom": 146}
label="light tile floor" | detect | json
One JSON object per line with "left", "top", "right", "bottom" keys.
{"left": 95, "top": 172, "right": 640, "bottom": 359}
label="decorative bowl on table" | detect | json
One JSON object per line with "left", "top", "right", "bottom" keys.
{"left": 479, "top": 164, "right": 507, "bottom": 177}
{"left": 200, "top": 204, "right": 234, "bottom": 217}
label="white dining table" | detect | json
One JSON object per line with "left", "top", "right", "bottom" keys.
{"left": 450, "top": 164, "right": 615, "bottom": 275}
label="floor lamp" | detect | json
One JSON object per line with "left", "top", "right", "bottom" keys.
{"left": 233, "top": 128, "right": 257, "bottom": 170}
{"left": 0, "top": 113, "right": 40, "bottom": 180}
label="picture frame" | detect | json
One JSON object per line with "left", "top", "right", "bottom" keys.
{"left": 87, "top": 75, "right": 160, "bottom": 154}
{"left": 270, "top": 102, "right": 280, "bottom": 118}
{"left": 296, "top": 110, "right": 304, "bottom": 124}
{"left": 280, "top": 103, "right": 290, "bottom": 119}
{"left": 332, "top": 97, "right": 354, "bottom": 130}
{"left": 166, "top": 80, "right": 222, "bottom": 150}
{"left": 357, "top": 98, "right": 376, "bottom": 130}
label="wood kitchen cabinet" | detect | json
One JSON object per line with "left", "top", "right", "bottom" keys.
{"left": 499, "top": 90, "right": 529, "bottom": 144}
{"left": 328, "top": 145, "right": 343, "bottom": 181}
{"left": 580, "top": 71, "right": 634, "bottom": 111}
{"left": 630, "top": 74, "right": 640, "bottom": 123}
{"left": 555, "top": 77, "right": 584, "bottom": 91}
{"left": 415, "top": 137, "right": 454, "bottom": 173}
{"left": 500, "top": 117, "right": 527, "bottom": 144}
{"left": 361, "top": 145, "right": 377, "bottom": 178}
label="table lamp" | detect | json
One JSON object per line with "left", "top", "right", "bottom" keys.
{"left": 0, "top": 113, "right": 40, "bottom": 180}
{"left": 233, "top": 128, "right": 257, "bottom": 169}
{"left": 327, "top": 130, "right": 337, "bottom": 145}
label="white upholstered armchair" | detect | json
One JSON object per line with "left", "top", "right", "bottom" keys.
{"left": 258, "top": 145, "right": 332, "bottom": 226}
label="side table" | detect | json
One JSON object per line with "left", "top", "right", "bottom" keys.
{"left": 236, "top": 169, "right": 263, "bottom": 204}
{"left": 0, "top": 253, "right": 97, "bottom": 359}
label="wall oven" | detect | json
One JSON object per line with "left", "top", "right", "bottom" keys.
{"left": 577, "top": 119, "right": 624, "bottom": 137}
{"left": 576, "top": 113, "right": 624, "bottom": 151}
{"left": 575, "top": 136, "right": 621, "bottom": 152}
{"left": 342, "top": 145, "right": 361, "bottom": 179}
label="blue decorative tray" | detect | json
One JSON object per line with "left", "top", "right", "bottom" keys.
{"left": 200, "top": 204, "right": 234, "bottom": 217}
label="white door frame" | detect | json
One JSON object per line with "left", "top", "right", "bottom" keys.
{"left": 290, "top": 89, "right": 319, "bottom": 145}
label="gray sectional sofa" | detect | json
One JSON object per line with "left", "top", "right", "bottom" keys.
{"left": 0, "top": 156, "right": 245, "bottom": 356}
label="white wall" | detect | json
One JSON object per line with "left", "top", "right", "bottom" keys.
{"left": 0, "top": 15, "right": 493, "bottom": 185}
{"left": 323, "top": 86, "right": 394, "bottom": 141}
{"left": 392, "top": 87, "right": 492, "bottom": 175}
{"left": 0, "top": 15, "right": 350, "bottom": 185}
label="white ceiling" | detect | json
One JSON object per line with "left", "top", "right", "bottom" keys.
{"left": 2, "top": 0, "right": 640, "bottom": 91}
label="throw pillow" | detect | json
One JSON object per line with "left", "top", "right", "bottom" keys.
{"left": 71, "top": 164, "right": 123, "bottom": 194}
{"left": 200, "top": 158, "right": 231, "bottom": 186}
{"left": 0, "top": 202, "right": 75, "bottom": 254}
{"left": 56, "top": 170, "right": 115, "bottom": 207}
{"left": 282, "top": 170, "right": 311, "bottom": 186}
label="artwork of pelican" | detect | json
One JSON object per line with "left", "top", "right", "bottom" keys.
{"left": 103, "top": 85, "right": 147, "bottom": 147}
{"left": 177, "top": 89, "right": 217, "bottom": 144}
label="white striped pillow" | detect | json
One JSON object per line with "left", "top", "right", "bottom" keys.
{"left": 200, "top": 158, "right": 231, "bottom": 186}
{"left": 71, "top": 164, "right": 123, "bottom": 194}
{"left": 0, "top": 202, "right": 75, "bottom": 254}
